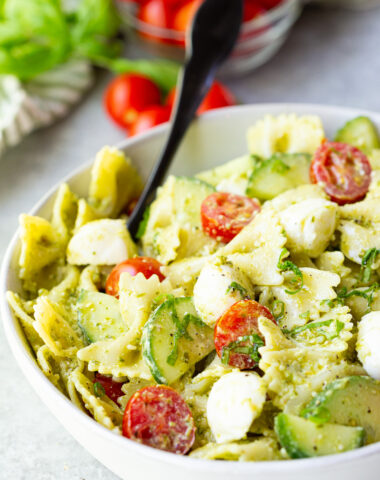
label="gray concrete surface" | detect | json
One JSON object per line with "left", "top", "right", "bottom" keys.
{"left": 1, "top": 5, "right": 380, "bottom": 480}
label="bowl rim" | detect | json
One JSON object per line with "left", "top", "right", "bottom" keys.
{"left": 2, "top": 102, "right": 380, "bottom": 475}
{"left": 117, "top": 0, "right": 300, "bottom": 41}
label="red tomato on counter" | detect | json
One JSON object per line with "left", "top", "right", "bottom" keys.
{"left": 123, "top": 385, "right": 196, "bottom": 454}
{"left": 104, "top": 74, "right": 161, "bottom": 129}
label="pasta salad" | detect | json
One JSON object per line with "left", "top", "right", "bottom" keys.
{"left": 8, "top": 114, "right": 380, "bottom": 461}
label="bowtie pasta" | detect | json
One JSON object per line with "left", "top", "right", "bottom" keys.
{"left": 8, "top": 114, "right": 380, "bottom": 461}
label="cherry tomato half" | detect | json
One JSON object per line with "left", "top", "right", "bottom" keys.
{"left": 93, "top": 373, "right": 124, "bottom": 404}
{"left": 123, "top": 385, "right": 196, "bottom": 454}
{"left": 310, "top": 141, "right": 372, "bottom": 205}
{"left": 201, "top": 192, "right": 261, "bottom": 243}
{"left": 104, "top": 74, "right": 161, "bottom": 129}
{"left": 129, "top": 105, "right": 171, "bottom": 136}
{"left": 243, "top": 0, "right": 267, "bottom": 22}
{"left": 106, "top": 257, "right": 165, "bottom": 298}
{"left": 214, "top": 300, "right": 274, "bottom": 369}
{"left": 166, "top": 81, "right": 236, "bottom": 114}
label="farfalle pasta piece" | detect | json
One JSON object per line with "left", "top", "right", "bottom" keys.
{"left": 339, "top": 220, "right": 380, "bottom": 265}
{"left": 247, "top": 114, "right": 325, "bottom": 158}
{"left": 69, "top": 369, "right": 123, "bottom": 431}
{"left": 190, "top": 438, "right": 282, "bottom": 461}
{"left": 74, "top": 198, "right": 100, "bottom": 232}
{"left": 6, "top": 291, "right": 43, "bottom": 353}
{"left": 271, "top": 268, "right": 340, "bottom": 329}
{"left": 33, "top": 297, "right": 84, "bottom": 357}
{"left": 18, "top": 214, "right": 63, "bottom": 281}
{"left": 315, "top": 251, "right": 351, "bottom": 278}
{"left": 88, "top": 146, "right": 142, "bottom": 217}
{"left": 51, "top": 183, "right": 78, "bottom": 246}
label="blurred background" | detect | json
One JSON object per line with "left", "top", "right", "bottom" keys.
{"left": 1, "top": 0, "right": 380, "bottom": 479}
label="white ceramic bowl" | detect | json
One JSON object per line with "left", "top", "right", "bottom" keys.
{"left": 2, "top": 104, "right": 380, "bottom": 480}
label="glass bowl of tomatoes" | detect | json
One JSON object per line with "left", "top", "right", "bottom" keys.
{"left": 117, "top": 0, "right": 302, "bottom": 76}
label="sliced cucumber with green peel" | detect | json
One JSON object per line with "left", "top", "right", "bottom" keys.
{"left": 77, "top": 290, "right": 127, "bottom": 343}
{"left": 275, "top": 413, "right": 364, "bottom": 459}
{"left": 173, "top": 176, "right": 215, "bottom": 226}
{"left": 196, "top": 155, "right": 261, "bottom": 194}
{"left": 246, "top": 153, "right": 311, "bottom": 200}
{"left": 302, "top": 376, "right": 380, "bottom": 444}
{"left": 335, "top": 116, "right": 380, "bottom": 153}
{"left": 142, "top": 296, "right": 215, "bottom": 384}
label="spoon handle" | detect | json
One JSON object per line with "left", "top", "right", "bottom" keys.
{"left": 128, "top": 0, "right": 243, "bottom": 239}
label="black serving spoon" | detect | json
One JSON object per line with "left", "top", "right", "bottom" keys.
{"left": 127, "top": 0, "right": 244, "bottom": 239}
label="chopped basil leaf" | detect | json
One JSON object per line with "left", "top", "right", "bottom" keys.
{"left": 361, "top": 248, "right": 380, "bottom": 283}
{"left": 277, "top": 248, "right": 304, "bottom": 295}
{"left": 284, "top": 319, "right": 344, "bottom": 341}
{"left": 93, "top": 382, "right": 105, "bottom": 397}
{"left": 272, "top": 300, "right": 285, "bottom": 322}
{"left": 221, "top": 334, "right": 264, "bottom": 366}
{"left": 226, "top": 282, "right": 249, "bottom": 298}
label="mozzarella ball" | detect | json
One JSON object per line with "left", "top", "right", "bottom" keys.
{"left": 357, "top": 311, "right": 380, "bottom": 380}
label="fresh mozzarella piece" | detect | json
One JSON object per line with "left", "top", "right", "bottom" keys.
{"left": 67, "top": 219, "right": 137, "bottom": 266}
{"left": 279, "top": 198, "right": 337, "bottom": 258}
{"left": 207, "top": 371, "right": 266, "bottom": 443}
{"left": 357, "top": 312, "right": 380, "bottom": 380}
{"left": 193, "top": 262, "right": 253, "bottom": 327}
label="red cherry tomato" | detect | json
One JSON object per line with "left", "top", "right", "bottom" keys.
{"left": 197, "top": 82, "right": 237, "bottom": 114}
{"left": 106, "top": 257, "right": 165, "bottom": 298}
{"left": 129, "top": 105, "right": 171, "bottom": 137}
{"left": 166, "top": 82, "right": 236, "bottom": 114}
{"left": 123, "top": 385, "right": 196, "bottom": 454}
{"left": 201, "top": 192, "right": 261, "bottom": 243}
{"left": 310, "top": 141, "right": 372, "bottom": 205}
{"left": 214, "top": 300, "right": 274, "bottom": 369}
{"left": 138, "top": 0, "right": 172, "bottom": 29}
{"left": 104, "top": 74, "right": 161, "bottom": 129}
{"left": 172, "top": 0, "right": 203, "bottom": 32}
{"left": 259, "top": 0, "right": 283, "bottom": 9}
{"left": 243, "top": 0, "right": 267, "bottom": 22}
{"left": 93, "top": 373, "right": 124, "bottom": 404}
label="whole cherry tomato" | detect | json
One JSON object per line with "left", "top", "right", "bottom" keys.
{"left": 201, "top": 192, "right": 261, "bottom": 243}
{"left": 310, "top": 141, "right": 372, "bottom": 205}
{"left": 243, "top": 0, "right": 267, "bottom": 22}
{"left": 166, "top": 81, "right": 236, "bottom": 114}
{"left": 214, "top": 299, "right": 275, "bottom": 369}
{"left": 138, "top": 0, "right": 172, "bottom": 29}
{"left": 129, "top": 105, "right": 171, "bottom": 136}
{"left": 123, "top": 385, "right": 196, "bottom": 454}
{"left": 172, "top": 0, "right": 203, "bottom": 32}
{"left": 93, "top": 373, "right": 124, "bottom": 404}
{"left": 106, "top": 257, "right": 165, "bottom": 298}
{"left": 104, "top": 74, "right": 161, "bottom": 129}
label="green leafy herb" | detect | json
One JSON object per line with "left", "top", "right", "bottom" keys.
{"left": 221, "top": 334, "right": 264, "bottom": 366}
{"left": 272, "top": 300, "right": 285, "bottom": 322}
{"left": 135, "top": 206, "right": 150, "bottom": 240}
{"left": 93, "top": 382, "right": 105, "bottom": 397}
{"left": 324, "top": 283, "right": 380, "bottom": 313}
{"left": 226, "top": 282, "right": 249, "bottom": 298}
{"left": 166, "top": 302, "right": 206, "bottom": 366}
{"left": 283, "top": 319, "right": 344, "bottom": 341}
{"left": 361, "top": 248, "right": 380, "bottom": 283}
{"left": 277, "top": 248, "right": 304, "bottom": 295}
{"left": 0, "top": 0, "right": 180, "bottom": 90}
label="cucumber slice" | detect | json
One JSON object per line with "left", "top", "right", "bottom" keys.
{"left": 173, "top": 176, "right": 215, "bottom": 226}
{"left": 302, "top": 376, "right": 380, "bottom": 444}
{"left": 335, "top": 116, "right": 380, "bottom": 153}
{"left": 246, "top": 153, "right": 311, "bottom": 200}
{"left": 275, "top": 413, "right": 364, "bottom": 459}
{"left": 196, "top": 155, "right": 261, "bottom": 194}
{"left": 142, "top": 296, "right": 215, "bottom": 384}
{"left": 77, "top": 290, "right": 127, "bottom": 343}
